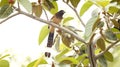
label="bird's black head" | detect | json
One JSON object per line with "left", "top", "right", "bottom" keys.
{"left": 56, "top": 10, "right": 65, "bottom": 19}
{"left": 59, "top": 10, "right": 65, "bottom": 15}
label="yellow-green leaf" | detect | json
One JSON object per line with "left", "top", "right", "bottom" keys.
{"left": 0, "top": 60, "right": 9, "bottom": 67}
{"left": 95, "top": 0, "right": 111, "bottom": 7}
{"left": 0, "top": 5, "right": 13, "bottom": 18}
{"left": 27, "top": 56, "right": 47, "bottom": 67}
{"left": 38, "top": 25, "right": 50, "bottom": 45}
{"left": 42, "top": 0, "right": 58, "bottom": 14}
{"left": 83, "top": 59, "right": 89, "bottom": 66}
{"left": 80, "top": 1, "right": 93, "bottom": 16}
{"left": 59, "top": 57, "right": 79, "bottom": 64}
{"left": 63, "top": 17, "right": 74, "bottom": 24}
{"left": 19, "top": 0, "right": 32, "bottom": 12}
{"left": 70, "top": 0, "right": 80, "bottom": 7}
{"left": 0, "top": 0, "right": 9, "bottom": 7}
{"left": 111, "top": 28, "right": 120, "bottom": 40}
{"left": 55, "top": 48, "right": 70, "bottom": 61}
{"left": 50, "top": 1, "right": 58, "bottom": 14}
{"left": 104, "top": 51, "right": 114, "bottom": 62}
{"left": 97, "top": 38, "right": 106, "bottom": 51}
{"left": 43, "top": 0, "right": 54, "bottom": 10}
{"left": 108, "top": 6, "right": 119, "bottom": 14}
{"left": 76, "top": 54, "right": 87, "bottom": 61}
{"left": 79, "top": 45, "right": 87, "bottom": 55}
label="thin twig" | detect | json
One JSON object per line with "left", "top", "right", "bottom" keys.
{"left": 99, "top": 28, "right": 113, "bottom": 43}
{"left": 95, "top": 40, "right": 120, "bottom": 59}
{"left": 17, "top": 1, "right": 20, "bottom": 12}
{"left": 103, "top": 10, "right": 110, "bottom": 30}
{"left": 42, "top": 8, "right": 49, "bottom": 21}
{"left": 63, "top": 0, "right": 85, "bottom": 27}
{"left": 0, "top": 13, "right": 20, "bottom": 24}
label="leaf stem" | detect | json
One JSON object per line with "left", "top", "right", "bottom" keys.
{"left": 63, "top": 0, "right": 85, "bottom": 27}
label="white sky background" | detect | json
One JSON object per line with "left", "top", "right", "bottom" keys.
{"left": 0, "top": 0, "right": 96, "bottom": 67}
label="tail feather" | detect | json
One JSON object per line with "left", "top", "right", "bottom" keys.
{"left": 47, "top": 32, "right": 54, "bottom": 47}
{"left": 45, "top": 32, "right": 54, "bottom": 57}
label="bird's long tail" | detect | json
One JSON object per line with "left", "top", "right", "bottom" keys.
{"left": 47, "top": 32, "right": 54, "bottom": 47}
{"left": 45, "top": 28, "right": 54, "bottom": 57}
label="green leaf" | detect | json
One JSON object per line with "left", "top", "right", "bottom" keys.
{"left": 0, "top": 0, "right": 9, "bottom": 7}
{"left": 0, "top": 5, "right": 13, "bottom": 18}
{"left": 79, "top": 45, "right": 86, "bottom": 55}
{"left": 105, "top": 30, "right": 117, "bottom": 40}
{"left": 111, "top": 28, "right": 120, "bottom": 32}
{"left": 55, "top": 48, "right": 70, "bottom": 61}
{"left": 84, "top": 16, "right": 99, "bottom": 40}
{"left": 80, "top": 1, "right": 93, "bottom": 16}
{"left": 27, "top": 58, "right": 47, "bottom": 67}
{"left": 38, "top": 25, "right": 50, "bottom": 45}
{"left": 95, "top": 0, "right": 111, "bottom": 7}
{"left": 42, "top": 1, "right": 58, "bottom": 14}
{"left": 59, "top": 43, "right": 70, "bottom": 51}
{"left": 104, "top": 51, "right": 114, "bottom": 62}
{"left": 0, "top": 60, "right": 9, "bottom": 67}
{"left": 92, "top": 18, "right": 101, "bottom": 31}
{"left": 97, "top": 38, "right": 106, "bottom": 51}
{"left": 98, "top": 55, "right": 107, "bottom": 67}
{"left": 19, "top": 0, "right": 32, "bottom": 12}
{"left": 70, "top": 0, "right": 80, "bottom": 7}
{"left": 59, "top": 57, "right": 79, "bottom": 64}
{"left": 49, "top": 1, "right": 58, "bottom": 14}
{"left": 27, "top": 60, "right": 37, "bottom": 67}
{"left": 76, "top": 54, "right": 87, "bottom": 61}
{"left": 63, "top": 17, "right": 74, "bottom": 24}
{"left": 43, "top": 0, "right": 55, "bottom": 10}
{"left": 108, "top": 6, "right": 119, "bottom": 14}
{"left": 111, "top": 28, "right": 120, "bottom": 40}
{"left": 82, "top": 59, "right": 89, "bottom": 66}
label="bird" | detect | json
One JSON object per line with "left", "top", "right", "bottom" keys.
{"left": 45, "top": 10, "right": 65, "bottom": 57}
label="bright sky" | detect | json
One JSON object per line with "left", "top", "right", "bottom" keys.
{"left": 0, "top": 0, "right": 95, "bottom": 67}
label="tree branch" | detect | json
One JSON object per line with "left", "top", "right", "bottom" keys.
{"left": 0, "top": 13, "right": 20, "bottom": 24}
{"left": 87, "top": 33, "right": 97, "bottom": 67}
{"left": 63, "top": 0, "right": 85, "bottom": 27}
{"left": 0, "top": 6, "right": 86, "bottom": 44}
{"left": 95, "top": 40, "right": 120, "bottom": 59}
{"left": 19, "top": 10, "right": 86, "bottom": 44}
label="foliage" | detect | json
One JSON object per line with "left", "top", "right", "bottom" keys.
{"left": 0, "top": 0, "right": 120, "bottom": 67}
